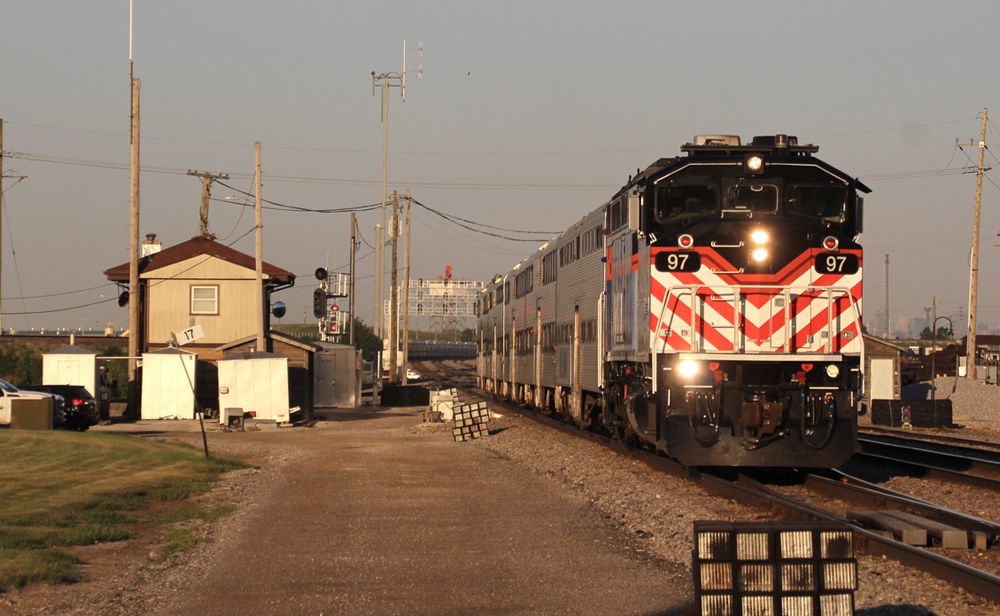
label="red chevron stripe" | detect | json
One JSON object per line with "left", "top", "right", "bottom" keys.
{"left": 651, "top": 247, "right": 862, "bottom": 288}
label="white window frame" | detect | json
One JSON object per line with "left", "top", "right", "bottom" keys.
{"left": 190, "top": 285, "right": 219, "bottom": 315}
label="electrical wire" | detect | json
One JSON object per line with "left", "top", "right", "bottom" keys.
{"left": 3, "top": 227, "right": 259, "bottom": 316}
{"left": 4, "top": 151, "right": 614, "bottom": 192}
{"left": 816, "top": 117, "right": 978, "bottom": 140}
{"left": 411, "top": 198, "right": 558, "bottom": 243}
{"left": 3, "top": 198, "right": 35, "bottom": 327}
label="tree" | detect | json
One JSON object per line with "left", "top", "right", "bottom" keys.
{"left": 351, "top": 318, "right": 377, "bottom": 362}
{"left": 0, "top": 342, "right": 44, "bottom": 385}
{"left": 919, "top": 326, "right": 953, "bottom": 341}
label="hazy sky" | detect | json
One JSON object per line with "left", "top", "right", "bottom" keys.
{"left": 3, "top": 1, "right": 1000, "bottom": 337}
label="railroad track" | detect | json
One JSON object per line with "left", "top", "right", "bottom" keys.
{"left": 414, "top": 360, "right": 1000, "bottom": 603}
{"left": 861, "top": 426, "right": 1000, "bottom": 453}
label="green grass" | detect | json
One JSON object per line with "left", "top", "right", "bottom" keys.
{"left": 156, "top": 529, "right": 203, "bottom": 561}
{"left": 0, "top": 430, "right": 247, "bottom": 591}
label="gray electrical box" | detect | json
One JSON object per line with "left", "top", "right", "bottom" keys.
{"left": 313, "top": 342, "right": 361, "bottom": 408}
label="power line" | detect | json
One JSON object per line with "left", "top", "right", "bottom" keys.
{"left": 411, "top": 198, "right": 557, "bottom": 242}
{"left": 4, "top": 150, "right": 614, "bottom": 192}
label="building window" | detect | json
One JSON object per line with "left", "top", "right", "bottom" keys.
{"left": 191, "top": 285, "right": 219, "bottom": 315}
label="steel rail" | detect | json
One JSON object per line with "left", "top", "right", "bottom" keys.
{"left": 804, "top": 470, "right": 1000, "bottom": 539}
{"left": 861, "top": 426, "right": 1000, "bottom": 452}
{"left": 853, "top": 451, "right": 1000, "bottom": 493}
{"left": 732, "top": 474, "right": 1000, "bottom": 604}
{"left": 859, "top": 436, "right": 1000, "bottom": 478}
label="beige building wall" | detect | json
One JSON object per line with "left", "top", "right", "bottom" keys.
{"left": 144, "top": 256, "right": 272, "bottom": 347}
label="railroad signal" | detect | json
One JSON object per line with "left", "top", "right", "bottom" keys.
{"left": 313, "top": 288, "right": 326, "bottom": 319}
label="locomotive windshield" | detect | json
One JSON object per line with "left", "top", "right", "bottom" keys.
{"left": 725, "top": 182, "right": 778, "bottom": 213}
{"left": 648, "top": 161, "right": 858, "bottom": 236}
{"left": 786, "top": 184, "right": 848, "bottom": 223}
{"left": 654, "top": 184, "right": 718, "bottom": 222}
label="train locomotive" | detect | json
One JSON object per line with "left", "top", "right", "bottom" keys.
{"left": 477, "top": 135, "right": 868, "bottom": 467}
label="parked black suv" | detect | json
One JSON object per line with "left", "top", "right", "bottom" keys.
{"left": 22, "top": 385, "right": 99, "bottom": 430}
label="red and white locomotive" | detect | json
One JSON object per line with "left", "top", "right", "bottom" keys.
{"left": 478, "top": 135, "right": 868, "bottom": 467}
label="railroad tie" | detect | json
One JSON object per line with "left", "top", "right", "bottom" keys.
{"left": 879, "top": 510, "right": 969, "bottom": 549}
{"left": 847, "top": 510, "right": 927, "bottom": 546}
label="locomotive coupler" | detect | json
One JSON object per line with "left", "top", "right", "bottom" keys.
{"left": 740, "top": 394, "right": 782, "bottom": 438}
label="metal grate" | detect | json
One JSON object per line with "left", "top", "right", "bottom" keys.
{"left": 693, "top": 521, "right": 856, "bottom": 616}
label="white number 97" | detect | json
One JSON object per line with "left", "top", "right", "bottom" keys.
{"left": 667, "top": 254, "right": 689, "bottom": 270}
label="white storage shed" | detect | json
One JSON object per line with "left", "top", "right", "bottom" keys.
{"left": 43, "top": 345, "right": 99, "bottom": 398}
{"left": 217, "top": 352, "right": 291, "bottom": 424}
{"left": 141, "top": 348, "right": 197, "bottom": 420}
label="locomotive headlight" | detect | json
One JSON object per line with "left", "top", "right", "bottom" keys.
{"left": 678, "top": 360, "right": 700, "bottom": 378}
{"left": 745, "top": 155, "right": 764, "bottom": 174}
{"left": 752, "top": 248, "right": 769, "bottom": 262}
{"left": 751, "top": 230, "right": 769, "bottom": 244}
{"left": 825, "top": 364, "right": 841, "bottom": 379}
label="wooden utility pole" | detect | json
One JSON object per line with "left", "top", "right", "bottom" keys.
{"left": 349, "top": 212, "right": 356, "bottom": 345}
{"left": 402, "top": 190, "right": 411, "bottom": 385}
{"left": 254, "top": 143, "right": 265, "bottom": 353}
{"left": 389, "top": 191, "right": 399, "bottom": 383}
{"left": 0, "top": 119, "right": 27, "bottom": 335}
{"left": 127, "top": 66, "right": 141, "bottom": 417}
{"left": 961, "top": 109, "right": 990, "bottom": 379}
{"left": 186, "top": 170, "right": 229, "bottom": 239}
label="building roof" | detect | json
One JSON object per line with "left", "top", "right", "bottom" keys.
{"left": 103, "top": 236, "right": 295, "bottom": 284}
{"left": 862, "top": 333, "right": 907, "bottom": 354}
{"left": 216, "top": 330, "right": 319, "bottom": 354}
{"left": 45, "top": 345, "right": 97, "bottom": 356}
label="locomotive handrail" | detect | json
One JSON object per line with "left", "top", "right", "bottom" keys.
{"left": 653, "top": 283, "right": 863, "bottom": 356}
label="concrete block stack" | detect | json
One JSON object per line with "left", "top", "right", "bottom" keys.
{"left": 427, "top": 388, "right": 458, "bottom": 422}
{"left": 452, "top": 401, "right": 490, "bottom": 442}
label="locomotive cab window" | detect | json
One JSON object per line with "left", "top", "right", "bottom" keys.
{"left": 787, "top": 184, "right": 848, "bottom": 224}
{"left": 725, "top": 181, "right": 778, "bottom": 214}
{"left": 654, "top": 184, "right": 718, "bottom": 223}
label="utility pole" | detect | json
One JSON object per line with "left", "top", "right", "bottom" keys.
{"left": 389, "top": 191, "right": 399, "bottom": 383}
{"left": 127, "top": 46, "right": 141, "bottom": 418}
{"left": 349, "top": 213, "right": 356, "bottom": 345}
{"left": 402, "top": 189, "right": 411, "bottom": 385}
{"left": 0, "top": 119, "right": 27, "bottom": 335}
{"left": 254, "top": 143, "right": 265, "bottom": 353}
{"left": 959, "top": 109, "right": 993, "bottom": 380}
{"left": 186, "top": 170, "right": 230, "bottom": 239}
